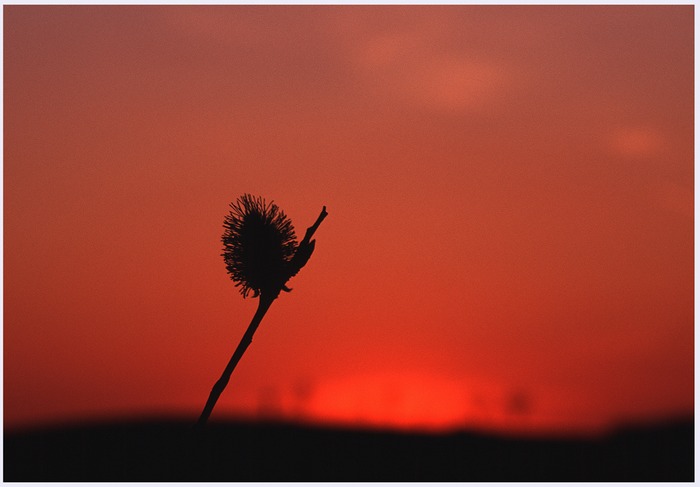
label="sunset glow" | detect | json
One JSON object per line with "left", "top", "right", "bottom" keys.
{"left": 4, "top": 5, "right": 693, "bottom": 435}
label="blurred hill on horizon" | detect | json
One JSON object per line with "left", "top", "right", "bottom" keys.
{"left": 4, "top": 415, "right": 693, "bottom": 481}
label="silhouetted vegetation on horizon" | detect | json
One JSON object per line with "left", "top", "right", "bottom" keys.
{"left": 4, "top": 415, "right": 693, "bottom": 481}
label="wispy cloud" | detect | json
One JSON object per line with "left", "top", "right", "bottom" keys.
{"left": 609, "top": 125, "right": 665, "bottom": 160}
{"left": 352, "top": 34, "right": 511, "bottom": 113}
{"left": 339, "top": 13, "right": 515, "bottom": 114}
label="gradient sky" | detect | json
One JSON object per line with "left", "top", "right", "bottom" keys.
{"left": 4, "top": 5, "right": 694, "bottom": 435}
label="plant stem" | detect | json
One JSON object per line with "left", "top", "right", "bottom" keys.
{"left": 195, "top": 294, "right": 276, "bottom": 428}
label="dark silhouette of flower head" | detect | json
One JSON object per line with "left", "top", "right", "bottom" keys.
{"left": 222, "top": 194, "right": 297, "bottom": 298}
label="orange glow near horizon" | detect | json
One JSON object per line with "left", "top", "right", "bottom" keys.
{"left": 4, "top": 6, "right": 694, "bottom": 435}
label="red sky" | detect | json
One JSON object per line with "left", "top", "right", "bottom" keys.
{"left": 4, "top": 5, "right": 694, "bottom": 435}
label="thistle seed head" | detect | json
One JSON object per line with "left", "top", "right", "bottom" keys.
{"left": 222, "top": 194, "right": 297, "bottom": 298}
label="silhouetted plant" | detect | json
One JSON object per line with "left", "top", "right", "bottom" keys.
{"left": 196, "top": 194, "right": 327, "bottom": 428}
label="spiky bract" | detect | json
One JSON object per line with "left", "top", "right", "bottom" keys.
{"left": 222, "top": 194, "right": 297, "bottom": 298}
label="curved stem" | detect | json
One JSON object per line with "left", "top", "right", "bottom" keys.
{"left": 195, "top": 294, "right": 276, "bottom": 428}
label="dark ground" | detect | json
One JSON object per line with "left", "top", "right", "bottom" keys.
{"left": 4, "top": 416, "right": 694, "bottom": 481}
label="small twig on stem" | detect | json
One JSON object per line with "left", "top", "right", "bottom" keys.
{"left": 302, "top": 206, "right": 328, "bottom": 245}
